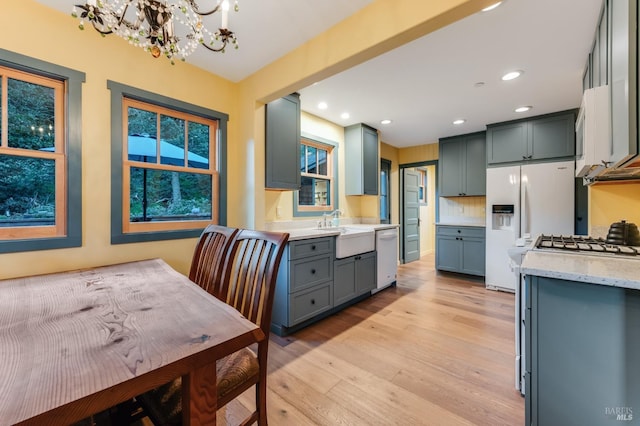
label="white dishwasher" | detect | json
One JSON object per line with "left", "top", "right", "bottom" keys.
{"left": 373, "top": 227, "right": 398, "bottom": 293}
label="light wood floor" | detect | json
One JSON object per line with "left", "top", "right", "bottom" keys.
{"left": 219, "top": 254, "right": 524, "bottom": 425}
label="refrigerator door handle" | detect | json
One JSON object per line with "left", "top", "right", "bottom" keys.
{"left": 521, "top": 180, "right": 528, "bottom": 237}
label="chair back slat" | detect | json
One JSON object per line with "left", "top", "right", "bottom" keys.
{"left": 189, "top": 225, "right": 239, "bottom": 299}
{"left": 221, "top": 230, "right": 289, "bottom": 330}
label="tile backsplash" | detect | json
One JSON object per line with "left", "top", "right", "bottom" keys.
{"left": 439, "top": 196, "right": 486, "bottom": 224}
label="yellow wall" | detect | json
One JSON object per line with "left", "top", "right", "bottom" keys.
{"left": 398, "top": 142, "right": 439, "bottom": 164}
{"left": 1, "top": 1, "right": 238, "bottom": 279}
{"left": 264, "top": 112, "right": 363, "bottom": 223}
{"left": 589, "top": 182, "right": 640, "bottom": 237}
{"left": 1, "top": 0, "right": 491, "bottom": 280}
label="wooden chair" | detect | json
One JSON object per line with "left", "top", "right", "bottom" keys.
{"left": 138, "top": 229, "right": 289, "bottom": 426}
{"left": 188, "top": 224, "right": 239, "bottom": 299}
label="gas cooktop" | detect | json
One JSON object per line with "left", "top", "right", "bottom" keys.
{"left": 534, "top": 234, "right": 640, "bottom": 256}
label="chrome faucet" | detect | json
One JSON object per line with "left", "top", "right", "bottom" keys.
{"left": 322, "top": 212, "right": 332, "bottom": 227}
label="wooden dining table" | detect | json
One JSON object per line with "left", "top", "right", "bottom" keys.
{"left": 0, "top": 258, "right": 265, "bottom": 425}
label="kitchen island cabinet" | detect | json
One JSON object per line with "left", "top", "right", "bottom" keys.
{"left": 333, "top": 251, "right": 376, "bottom": 306}
{"left": 435, "top": 225, "right": 485, "bottom": 276}
{"left": 270, "top": 232, "right": 378, "bottom": 336}
{"left": 521, "top": 252, "right": 640, "bottom": 426}
{"left": 486, "top": 111, "right": 576, "bottom": 165}
{"left": 438, "top": 131, "right": 486, "bottom": 196}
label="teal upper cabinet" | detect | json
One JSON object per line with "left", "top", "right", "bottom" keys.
{"left": 265, "top": 93, "right": 301, "bottom": 190}
{"left": 609, "top": 0, "right": 638, "bottom": 166}
{"left": 438, "top": 131, "right": 486, "bottom": 196}
{"left": 345, "top": 123, "right": 379, "bottom": 195}
{"left": 487, "top": 110, "right": 576, "bottom": 165}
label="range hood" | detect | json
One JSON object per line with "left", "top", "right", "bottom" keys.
{"left": 585, "top": 157, "right": 640, "bottom": 183}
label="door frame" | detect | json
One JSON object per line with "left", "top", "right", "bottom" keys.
{"left": 399, "top": 160, "right": 439, "bottom": 263}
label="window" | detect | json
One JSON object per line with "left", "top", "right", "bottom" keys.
{"left": 0, "top": 50, "right": 84, "bottom": 254}
{"left": 380, "top": 159, "right": 391, "bottom": 224}
{"left": 296, "top": 137, "right": 335, "bottom": 213}
{"left": 418, "top": 168, "right": 428, "bottom": 205}
{"left": 109, "top": 81, "right": 228, "bottom": 244}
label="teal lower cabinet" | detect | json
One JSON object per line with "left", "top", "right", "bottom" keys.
{"left": 271, "top": 237, "right": 377, "bottom": 336}
{"left": 435, "top": 225, "right": 485, "bottom": 276}
{"left": 525, "top": 275, "right": 640, "bottom": 425}
{"left": 333, "top": 251, "right": 376, "bottom": 306}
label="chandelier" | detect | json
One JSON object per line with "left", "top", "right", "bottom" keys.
{"left": 72, "top": 0, "right": 239, "bottom": 63}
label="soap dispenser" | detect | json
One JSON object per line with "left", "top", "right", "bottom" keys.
{"left": 331, "top": 210, "right": 341, "bottom": 227}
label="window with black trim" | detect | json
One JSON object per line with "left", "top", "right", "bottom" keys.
{"left": 109, "top": 81, "right": 228, "bottom": 244}
{"left": 297, "top": 138, "right": 334, "bottom": 212}
{"left": 0, "top": 50, "right": 84, "bottom": 254}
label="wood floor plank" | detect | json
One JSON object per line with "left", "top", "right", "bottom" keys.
{"left": 217, "top": 254, "right": 524, "bottom": 425}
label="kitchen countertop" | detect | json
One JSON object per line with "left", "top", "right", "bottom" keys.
{"left": 281, "top": 224, "right": 399, "bottom": 241}
{"left": 521, "top": 250, "right": 640, "bottom": 290}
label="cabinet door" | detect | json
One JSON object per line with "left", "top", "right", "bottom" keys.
{"left": 463, "top": 134, "right": 486, "bottom": 196}
{"left": 487, "top": 122, "right": 528, "bottom": 164}
{"left": 355, "top": 252, "right": 376, "bottom": 295}
{"left": 460, "top": 238, "right": 485, "bottom": 276}
{"left": 609, "top": 0, "right": 637, "bottom": 165}
{"left": 598, "top": 1, "right": 608, "bottom": 86}
{"left": 590, "top": 37, "right": 600, "bottom": 88}
{"left": 439, "top": 139, "right": 464, "bottom": 196}
{"left": 529, "top": 113, "right": 575, "bottom": 161}
{"left": 529, "top": 276, "right": 637, "bottom": 426}
{"left": 435, "top": 236, "right": 461, "bottom": 272}
{"left": 362, "top": 126, "right": 379, "bottom": 195}
{"left": 333, "top": 257, "right": 356, "bottom": 306}
{"left": 265, "top": 94, "right": 301, "bottom": 190}
{"left": 345, "top": 123, "right": 379, "bottom": 195}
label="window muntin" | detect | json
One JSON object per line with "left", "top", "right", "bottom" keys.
{"left": 0, "top": 66, "right": 66, "bottom": 239}
{"left": 122, "top": 98, "right": 218, "bottom": 234}
{"left": 298, "top": 139, "right": 333, "bottom": 212}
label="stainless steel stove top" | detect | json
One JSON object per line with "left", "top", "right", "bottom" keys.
{"left": 534, "top": 234, "right": 640, "bottom": 256}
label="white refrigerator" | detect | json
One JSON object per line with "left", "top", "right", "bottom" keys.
{"left": 485, "top": 160, "right": 575, "bottom": 292}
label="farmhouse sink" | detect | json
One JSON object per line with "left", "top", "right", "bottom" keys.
{"left": 335, "top": 227, "right": 375, "bottom": 259}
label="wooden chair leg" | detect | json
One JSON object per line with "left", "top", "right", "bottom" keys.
{"left": 257, "top": 379, "right": 268, "bottom": 426}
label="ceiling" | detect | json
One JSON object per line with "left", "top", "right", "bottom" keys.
{"left": 37, "top": 0, "right": 603, "bottom": 148}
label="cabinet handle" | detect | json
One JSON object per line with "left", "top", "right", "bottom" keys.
{"left": 457, "top": 230, "right": 461, "bottom": 233}
{"left": 311, "top": 299, "right": 316, "bottom": 305}
{"left": 311, "top": 245, "right": 316, "bottom": 250}
{"left": 311, "top": 269, "right": 316, "bottom": 274}
{"left": 523, "top": 155, "right": 527, "bottom": 160}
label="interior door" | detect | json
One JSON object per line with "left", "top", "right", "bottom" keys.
{"left": 402, "top": 168, "right": 420, "bottom": 263}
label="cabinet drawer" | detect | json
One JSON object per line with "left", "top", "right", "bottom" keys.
{"left": 289, "top": 237, "right": 333, "bottom": 260}
{"left": 290, "top": 255, "right": 333, "bottom": 293}
{"left": 290, "top": 284, "right": 332, "bottom": 325}
{"left": 436, "top": 226, "right": 485, "bottom": 238}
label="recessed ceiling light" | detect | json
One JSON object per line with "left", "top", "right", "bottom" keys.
{"left": 341, "top": 112, "right": 350, "bottom": 119}
{"left": 453, "top": 119, "right": 466, "bottom": 125}
{"left": 317, "top": 102, "right": 328, "bottom": 110}
{"left": 502, "top": 70, "right": 523, "bottom": 81}
{"left": 482, "top": 1, "right": 503, "bottom": 12}
{"left": 515, "top": 106, "right": 532, "bottom": 113}
{"left": 380, "top": 119, "right": 392, "bottom": 125}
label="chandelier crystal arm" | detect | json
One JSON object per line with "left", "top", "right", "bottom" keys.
{"left": 186, "top": 0, "right": 222, "bottom": 16}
